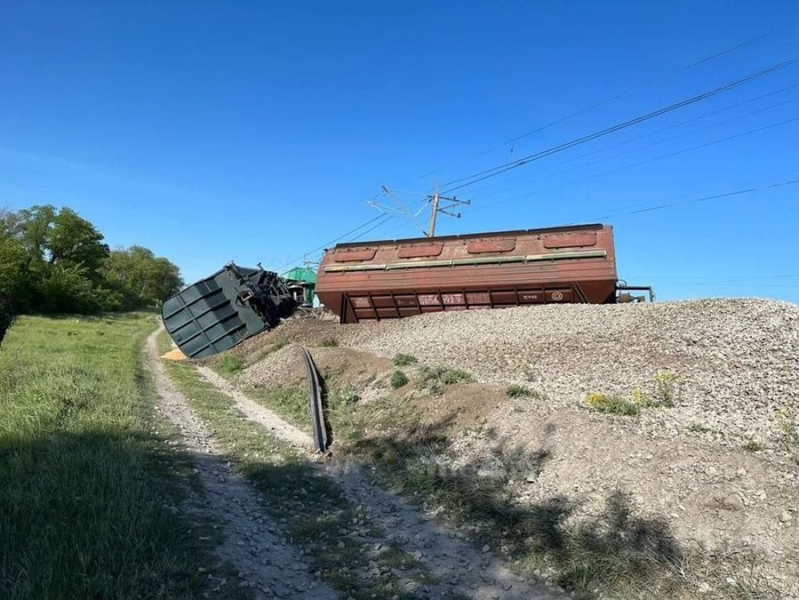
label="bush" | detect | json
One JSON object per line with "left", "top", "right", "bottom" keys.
{"left": 1, "top": 205, "right": 183, "bottom": 315}
{"left": 390, "top": 370, "right": 409, "bottom": 389}
{"left": 39, "top": 264, "right": 105, "bottom": 314}
{"left": 586, "top": 392, "right": 640, "bottom": 416}
{"left": 319, "top": 338, "right": 339, "bottom": 347}
{"left": 506, "top": 384, "right": 546, "bottom": 400}
{"left": 392, "top": 353, "right": 417, "bottom": 366}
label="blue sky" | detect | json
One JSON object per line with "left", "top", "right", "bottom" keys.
{"left": 1, "top": 0, "right": 797, "bottom": 301}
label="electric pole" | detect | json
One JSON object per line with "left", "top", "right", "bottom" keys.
{"left": 425, "top": 191, "right": 471, "bottom": 237}
{"left": 366, "top": 186, "right": 471, "bottom": 238}
{"left": 428, "top": 192, "right": 440, "bottom": 238}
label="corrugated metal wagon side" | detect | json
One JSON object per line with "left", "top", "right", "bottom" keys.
{"left": 315, "top": 223, "right": 620, "bottom": 323}
{"left": 162, "top": 263, "right": 295, "bottom": 358}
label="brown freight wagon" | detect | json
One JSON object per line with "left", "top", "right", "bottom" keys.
{"left": 315, "top": 223, "right": 651, "bottom": 323}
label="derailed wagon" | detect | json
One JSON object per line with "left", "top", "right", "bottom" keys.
{"left": 162, "top": 263, "right": 296, "bottom": 359}
{"left": 315, "top": 223, "right": 652, "bottom": 323}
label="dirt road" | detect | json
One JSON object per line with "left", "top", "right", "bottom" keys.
{"left": 145, "top": 328, "right": 336, "bottom": 599}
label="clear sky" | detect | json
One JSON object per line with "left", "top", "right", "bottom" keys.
{"left": 1, "top": 1, "right": 798, "bottom": 302}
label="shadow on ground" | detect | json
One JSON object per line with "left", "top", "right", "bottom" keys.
{"left": 343, "top": 416, "right": 684, "bottom": 597}
{"left": 0, "top": 428, "right": 221, "bottom": 600}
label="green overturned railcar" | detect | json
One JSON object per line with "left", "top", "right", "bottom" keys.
{"left": 161, "top": 263, "right": 296, "bottom": 359}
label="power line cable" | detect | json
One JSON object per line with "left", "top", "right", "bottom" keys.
{"left": 439, "top": 61, "right": 795, "bottom": 193}
{"left": 288, "top": 212, "right": 403, "bottom": 267}
{"left": 347, "top": 214, "right": 397, "bottom": 242}
{"left": 464, "top": 82, "right": 799, "bottom": 199}
{"left": 276, "top": 212, "right": 391, "bottom": 272}
{"left": 275, "top": 34, "right": 779, "bottom": 269}
{"left": 622, "top": 177, "right": 799, "bottom": 215}
{"left": 472, "top": 115, "right": 799, "bottom": 212}
{"left": 402, "top": 32, "right": 772, "bottom": 185}
{"left": 468, "top": 93, "right": 799, "bottom": 201}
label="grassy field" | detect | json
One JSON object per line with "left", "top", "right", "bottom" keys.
{"left": 0, "top": 314, "right": 217, "bottom": 600}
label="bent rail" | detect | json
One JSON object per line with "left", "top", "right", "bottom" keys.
{"left": 301, "top": 347, "right": 328, "bottom": 453}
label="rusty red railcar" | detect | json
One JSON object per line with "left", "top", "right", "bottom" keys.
{"left": 316, "top": 223, "right": 643, "bottom": 323}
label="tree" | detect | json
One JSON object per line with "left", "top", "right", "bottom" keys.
{"left": 48, "top": 208, "right": 109, "bottom": 273}
{"left": 0, "top": 230, "right": 28, "bottom": 299}
{"left": 0, "top": 225, "right": 26, "bottom": 334}
{"left": 0, "top": 211, "right": 33, "bottom": 312}
{"left": 0, "top": 204, "right": 182, "bottom": 314}
{"left": 101, "top": 246, "right": 183, "bottom": 309}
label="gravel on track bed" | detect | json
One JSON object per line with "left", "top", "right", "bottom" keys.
{"left": 243, "top": 298, "right": 799, "bottom": 448}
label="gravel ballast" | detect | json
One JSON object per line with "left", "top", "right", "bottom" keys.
{"left": 345, "top": 299, "right": 799, "bottom": 446}
{"left": 256, "top": 298, "right": 799, "bottom": 449}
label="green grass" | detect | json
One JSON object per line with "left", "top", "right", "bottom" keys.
{"left": 506, "top": 384, "right": 546, "bottom": 400}
{"left": 247, "top": 384, "right": 309, "bottom": 430}
{"left": 0, "top": 314, "right": 219, "bottom": 600}
{"left": 318, "top": 338, "right": 339, "bottom": 347}
{"left": 743, "top": 440, "right": 764, "bottom": 452}
{"left": 392, "top": 353, "right": 417, "bottom": 367}
{"left": 390, "top": 370, "right": 409, "bottom": 389}
{"left": 777, "top": 411, "right": 799, "bottom": 464}
{"left": 212, "top": 353, "right": 244, "bottom": 377}
{"left": 417, "top": 365, "right": 474, "bottom": 394}
{"left": 157, "top": 332, "right": 426, "bottom": 600}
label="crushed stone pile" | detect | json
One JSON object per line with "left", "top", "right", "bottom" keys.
{"left": 328, "top": 298, "right": 799, "bottom": 446}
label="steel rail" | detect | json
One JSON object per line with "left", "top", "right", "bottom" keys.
{"left": 301, "top": 346, "right": 328, "bottom": 453}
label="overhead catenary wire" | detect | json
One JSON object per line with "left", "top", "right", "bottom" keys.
{"left": 466, "top": 95, "right": 799, "bottom": 203}
{"left": 402, "top": 32, "right": 773, "bottom": 185}
{"left": 281, "top": 115, "right": 796, "bottom": 269}
{"left": 276, "top": 212, "right": 391, "bottom": 273}
{"left": 471, "top": 115, "right": 799, "bottom": 212}
{"left": 584, "top": 167, "right": 799, "bottom": 221}
{"left": 286, "top": 212, "right": 401, "bottom": 268}
{"left": 463, "top": 82, "right": 799, "bottom": 199}
{"left": 274, "top": 34, "right": 788, "bottom": 271}
{"left": 438, "top": 61, "right": 796, "bottom": 194}
{"left": 621, "top": 177, "right": 799, "bottom": 215}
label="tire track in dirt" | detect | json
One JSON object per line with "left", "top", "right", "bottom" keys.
{"left": 145, "top": 329, "right": 336, "bottom": 600}
{"left": 197, "top": 363, "right": 562, "bottom": 600}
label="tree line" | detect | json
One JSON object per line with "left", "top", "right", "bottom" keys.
{"left": 0, "top": 205, "right": 183, "bottom": 324}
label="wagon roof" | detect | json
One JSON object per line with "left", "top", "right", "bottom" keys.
{"left": 332, "top": 222, "right": 607, "bottom": 250}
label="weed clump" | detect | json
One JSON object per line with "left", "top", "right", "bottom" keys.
{"left": 392, "top": 353, "right": 417, "bottom": 367}
{"left": 390, "top": 370, "right": 409, "bottom": 389}
{"left": 332, "top": 384, "right": 360, "bottom": 407}
{"left": 318, "top": 338, "right": 339, "bottom": 347}
{"left": 743, "top": 440, "right": 764, "bottom": 452}
{"left": 506, "top": 384, "right": 546, "bottom": 400}
{"left": 214, "top": 354, "right": 243, "bottom": 377}
{"left": 588, "top": 370, "right": 684, "bottom": 416}
{"left": 418, "top": 365, "right": 474, "bottom": 394}
{"left": 586, "top": 392, "right": 640, "bottom": 416}
{"left": 776, "top": 410, "right": 799, "bottom": 464}
{"left": 652, "top": 370, "right": 682, "bottom": 407}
